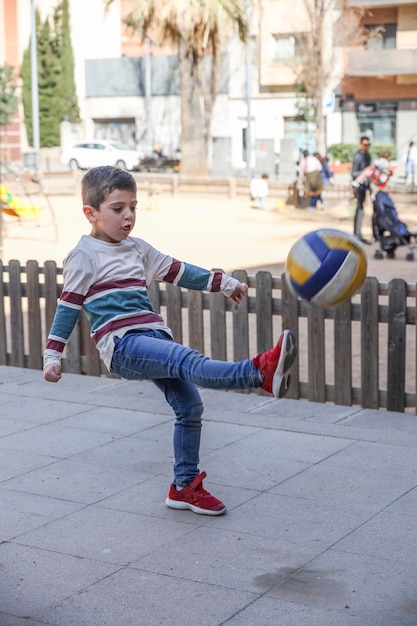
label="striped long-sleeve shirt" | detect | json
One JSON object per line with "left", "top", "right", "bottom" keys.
{"left": 43, "top": 234, "right": 239, "bottom": 372}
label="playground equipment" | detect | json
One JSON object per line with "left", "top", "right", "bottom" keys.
{"left": 0, "top": 162, "right": 58, "bottom": 256}
{"left": 1, "top": 183, "right": 43, "bottom": 219}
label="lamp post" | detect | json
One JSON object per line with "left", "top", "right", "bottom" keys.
{"left": 31, "top": 0, "right": 40, "bottom": 173}
{"left": 245, "top": 0, "right": 252, "bottom": 179}
{"left": 144, "top": 36, "right": 154, "bottom": 154}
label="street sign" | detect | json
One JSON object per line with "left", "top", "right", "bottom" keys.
{"left": 323, "top": 92, "right": 335, "bottom": 116}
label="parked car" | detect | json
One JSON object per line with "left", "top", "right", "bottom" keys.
{"left": 60, "top": 141, "right": 140, "bottom": 171}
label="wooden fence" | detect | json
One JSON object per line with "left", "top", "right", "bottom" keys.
{"left": 0, "top": 260, "right": 416, "bottom": 413}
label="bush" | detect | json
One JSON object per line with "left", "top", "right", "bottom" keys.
{"left": 328, "top": 143, "right": 397, "bottom": 163}
{"left": 328, "top": 144, "right": 357, "bottom": 163}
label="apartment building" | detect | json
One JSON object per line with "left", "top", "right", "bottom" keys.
{"left": 341, "top": 0, "right": 417, "bottom": 157}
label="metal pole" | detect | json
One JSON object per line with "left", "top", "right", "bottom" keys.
{"left": 245, "top": 0, "right": 252, "bottom": 179}
{"left": 31, "top": 0, "right": 40, "bottom": 172}
{"left": 144, "top": 36, "right": 154, "bottom": 153}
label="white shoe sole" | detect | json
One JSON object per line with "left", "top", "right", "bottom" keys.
{"left": 272, "top": 330, "right": 297, "bottom": 398}
{"left": 165, "top": 497, "right": 227, "bottom": 516}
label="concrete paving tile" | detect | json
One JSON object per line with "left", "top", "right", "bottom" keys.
{"left": 0, "top": 415, "right": 42, "bottom": 438}
{"left": 0, "top": 488, "right": 85, "bottom": 542}
{"left": 249, "top": 397, "right": 360, "bottom": 424}
{"left": 0, "top": 396, "right": 97, "bottom": 426}
{"left": 4, "top": 371, "right": 127, "bottom": 404}
{"left": 340, "top": 408, "right": 417, "bottom": 434}
{"left": 199, "top": 420, "right": 261, "bottom": 452}
{"left": 225, "top": 595, "right": 373, "bottom": 626}
{"left": 334, "top": 510, "right": 417, "bottom": 563}
{"left": 2, "top": 458, "right": 147, "bottom": 504}
{"left": 232, "top": 428, "right": 352, "bottom": 464}
{"left": 58, "top": 405, "right": 171, "bottom": 435}
{"left": 15, "top": 505, "right": 199, "bottom": 565}
{"left": 213, "top": 492, "right": 378, "bottom": 549}
{"left": 0, "top": 614, "right": 50, "bottom": 626}
{"left": 36, "top": 567, "right": 255, "bottom": 626}
{"left": 275, "top": 419, "right": 417, "bottom": 449}
{"left": 0, "top": 448, "right": 59, "bottom": 483}
{"left": 20, "top": 375, "right": 175, "bottom": 416}
{"left": 267, "top": 548, "right": 417, "bottom": 625}
{"left": 272, "top": 440, "right": 417, "bottom": 508}
{"left": 199, "top": 387, "right": 274, "bottom": 409}
{"left": 200, "top": 428, "right": 352, "bottom": 491}
{"left": 201, "top": 447, "right": 308, "bottom": 491}
{"left": 0, "top": 393, "right": 16, "bottom": 405}
{"left": 72, "top": 429, "right": 174, "bottom": 474}
{"left": 0, "top": 366, "right": 41, "bottom": 385}
{"left": 0, "top": 423, "right": 116, "bottom": 459}
{"left": 132, "top": 524, "right": 319, "bottom": 593}
{"left": 0, "top": 542, "right": 117, "bottom": 616}
{"left": 386, "top": 484, "right": 417, "bottom": 516}
{"left": 201, "top": 405, "right": 291, "bottom": 430}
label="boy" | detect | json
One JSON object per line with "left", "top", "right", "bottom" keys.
{"left": 43, "top": 166, "right": 297, "bottom": 516}
{"left": 249, "top": 173, "right": 269, "bottom": 209}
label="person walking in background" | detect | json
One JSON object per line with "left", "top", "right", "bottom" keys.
{"left": 250, "top": 173, "right": 269, "bottom": 209}
{"left": 401, "top": 141, "right": 417, "bottom": 186}
{"left": 351, "top": 136, "right": 372, "bottom": 244}
{"left": 298, "top": 150, "right": 323, "bottom": 211}
{"left": 314, "top": 153, "right": 335, "bottom": 210}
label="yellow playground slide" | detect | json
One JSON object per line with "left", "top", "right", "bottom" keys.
{"left": 1, "top": 183, "right": 42, "bottom": 220}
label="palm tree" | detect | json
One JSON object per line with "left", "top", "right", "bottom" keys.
{"left": 104, "top": 0, "right": 247, "bottom": 175}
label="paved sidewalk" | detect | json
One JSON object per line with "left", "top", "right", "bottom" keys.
{"left": 1, "top": 365, "right": 417, "bottom": 625}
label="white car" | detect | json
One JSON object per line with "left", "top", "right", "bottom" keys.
{"left": 60, "top": 140, "right": 140, "bottom": 171}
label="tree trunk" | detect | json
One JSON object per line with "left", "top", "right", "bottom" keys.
{"left": 178, "top": 39, "right": 208, "bottom": 176}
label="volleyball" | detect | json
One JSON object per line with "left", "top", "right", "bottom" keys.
{"left": 285, "top": 229, "right": 367, "bottom": 308}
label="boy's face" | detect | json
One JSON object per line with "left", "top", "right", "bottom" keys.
{"left": 83, "top": 188, "right": 137, "bottom": 243}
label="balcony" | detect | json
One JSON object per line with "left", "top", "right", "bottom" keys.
{"left": 347, "top": 48, "right": 417, "bottom": 76}
{"left": 346, "top": 0, "right": 417, "bottom": 6}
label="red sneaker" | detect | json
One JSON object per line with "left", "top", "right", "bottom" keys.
{"left": 165, "top": 471, "right": 226, "bottom": 516}
{"left": 253, "top": 330, "right": 297, "bottom": 398}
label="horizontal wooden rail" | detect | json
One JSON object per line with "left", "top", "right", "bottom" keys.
{"left": 0, "top": 260, "right": 416, "bottom": 413}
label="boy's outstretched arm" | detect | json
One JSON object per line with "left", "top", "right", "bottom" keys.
{"left": 44, "top": 363, "right": 62, "bottom": 383}
{"left": 229, "top": 281, "right": 248, "bottom": 304}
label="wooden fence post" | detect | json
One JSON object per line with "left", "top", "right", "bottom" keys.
{"left": 334, "top": 299, "right": 352, "bottom": 406}
{"left": 387, "top": 278, "right": 407, "bottom": 412}
{"left": 307, "top": 305, "right": 325, "bottom": 403}
{"left": 26, "top": 260, "right": 43, "bottom": 370}
{"left": 9, "top": 260, "right": 24, "bottom": 368}
{"left": 361, "top": 277, "right": 379, "bottom": 409}
{"left": 0, "top": 260, "right": 7, "bottom": 365}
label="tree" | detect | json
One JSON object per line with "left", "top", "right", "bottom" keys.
{"left": 52, "top": 0, "right": 80, "bottom": 124}
{"left": 105, "top": 0, "right": 247, "bottom": 176}
{"left": 294, "top": 0, "right": 369, "bottom": 154}
{"left": 21, "top": 1, "right": 79, "bottom": 148}
{"left": 0, "top": 65, "right": 18, "bottom": 128}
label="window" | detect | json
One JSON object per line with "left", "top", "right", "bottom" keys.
{"left": 365, "top": 23, "right": 397, "bottom": 50}
{"left": 271, "top": 35, "right": 300, "bottom": 60}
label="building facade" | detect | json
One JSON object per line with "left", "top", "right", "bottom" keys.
{"left": 341, "top": 0, "right": 417, "bottom": 161}
{"left": 1, "top": 0, "right": 416, "bottom": 173}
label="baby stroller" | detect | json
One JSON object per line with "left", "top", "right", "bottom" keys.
{"left": 372, "top": 190, "right": 416, "bottom": 260}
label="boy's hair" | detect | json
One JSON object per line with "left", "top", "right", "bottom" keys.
{"left": 81, "top": 166, "right": 137, "bottom": 209}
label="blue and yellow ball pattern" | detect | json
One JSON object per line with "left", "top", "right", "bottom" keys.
{"left": 285, "top": 229, "right": 367, "bottom": 308}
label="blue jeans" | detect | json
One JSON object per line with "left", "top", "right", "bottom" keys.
{"left": 111, "top": 329, "right": 260, "bottom": 487}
